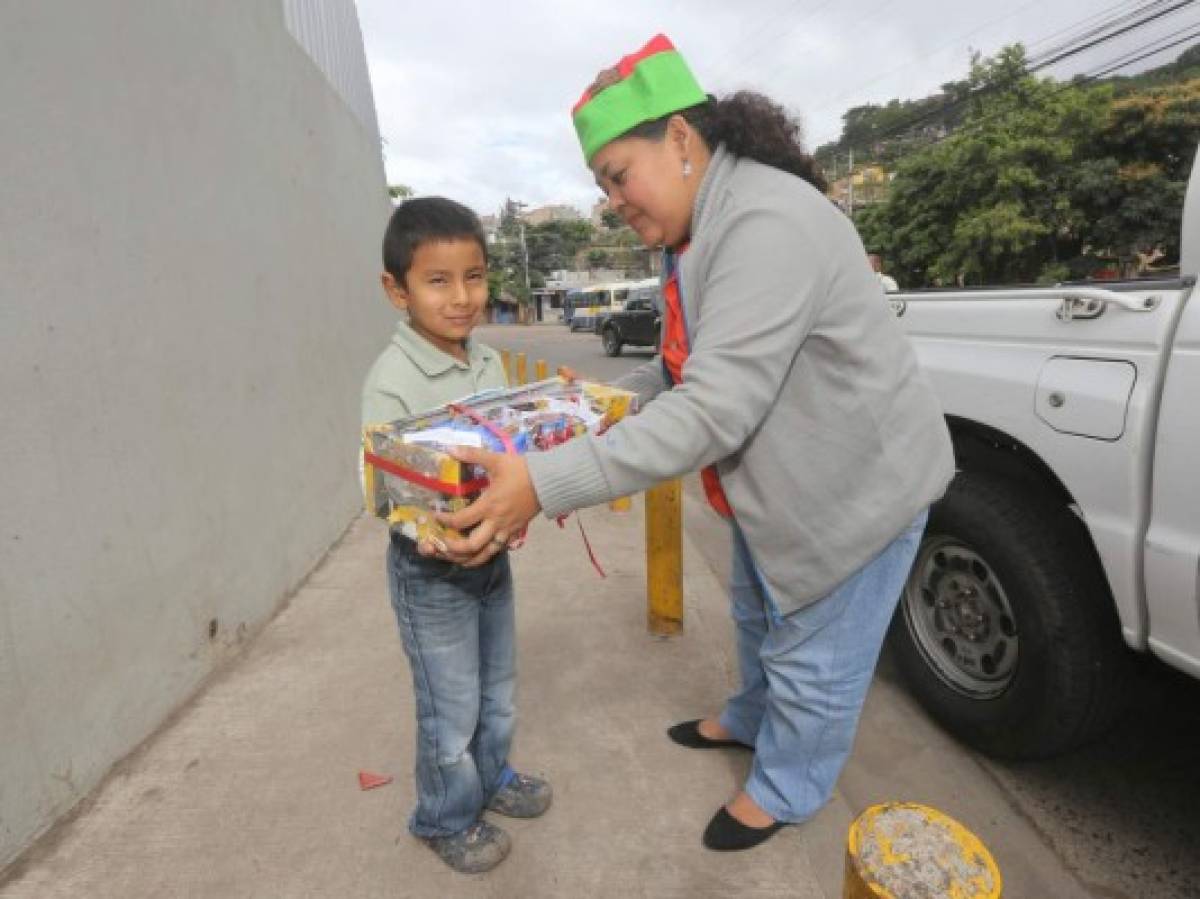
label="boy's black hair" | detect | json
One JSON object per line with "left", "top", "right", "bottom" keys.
{"left": 382, "top": 196, "right": 488, "bottom": 285}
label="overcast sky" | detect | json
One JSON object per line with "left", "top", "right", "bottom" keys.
{"left": 356, "top": 0, "right": 1198, "bottom": 218}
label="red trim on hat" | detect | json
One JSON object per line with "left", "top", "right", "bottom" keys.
{"left": 571, "top": 34, "right": 677, "bottom": 116}
{"left": 617, "top": 34, "right": 674, "bottom": 78}
{"left": 571, "top": 87, "right": 591, "bottom": 116}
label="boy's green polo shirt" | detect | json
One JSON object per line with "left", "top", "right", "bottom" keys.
{"left": 361, "top": 319, "right": 507, "bottom": 428}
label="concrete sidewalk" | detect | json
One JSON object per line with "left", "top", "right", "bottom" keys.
{"left": 0, "top": 501, "right": 823, "bottom": 898}
{"left": 0, "top": 496, "right": 1091, "bottom": 898}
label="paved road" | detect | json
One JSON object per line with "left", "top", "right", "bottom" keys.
{"left": 481, "top": 323, "right": 1200, "bottom": 899}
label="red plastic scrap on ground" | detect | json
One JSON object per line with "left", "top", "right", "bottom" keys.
{"left": 358, "top": 771, "right": 393, "bottom": 791}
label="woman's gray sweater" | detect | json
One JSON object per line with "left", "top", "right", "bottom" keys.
{"left": 526, "top": 145, "right": 954, "bottom": 614}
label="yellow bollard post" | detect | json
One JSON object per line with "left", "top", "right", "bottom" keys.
{"left": 645, "top": 479, "right": 683, "bottom": 635}
{"left": 500, "top": 349, "right": 512, "bottom": 385}
{"left": 535, "top": 359, "right": 548, "bottom": 381}
{"left": 843, "top": 803, "right": 1002, "bottom": 899}
{"left": 516, "top": 352, "right": 528, "bottom": 385}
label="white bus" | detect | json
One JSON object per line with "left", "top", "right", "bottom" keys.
{"left": 567, "top": 280, "right": 648, "bottom": 332}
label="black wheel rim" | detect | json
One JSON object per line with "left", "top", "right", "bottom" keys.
{"left": 901, "top": 535, "right": 1020, "bottom": 699}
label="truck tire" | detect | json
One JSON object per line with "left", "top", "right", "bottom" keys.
{"left": 602, "top": 326, "right": 623, "bottom": 357}
{"left": 888, "top": 470, "right": 1131, "bottom": 759}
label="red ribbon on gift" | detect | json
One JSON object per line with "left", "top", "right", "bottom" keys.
{"left": 448, "top": 403, "right": 528, "bottom": 550}
{"left": 447, "top": 403, "right": 605, "bottom": 576}
{"left": 369, "top": 403, "right": 606, "bottom": 577}
{"left": 363, "top": 451, "right": 488, "bottom": 496}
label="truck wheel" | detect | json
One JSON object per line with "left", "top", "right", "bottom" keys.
{"left": 602, "top": 327, "right": 623, "bottom": 357}
{"left": 888, "top": 471, "right": 1131, "bottom": 759}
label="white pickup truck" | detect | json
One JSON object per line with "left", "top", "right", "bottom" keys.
{"left": 888, "top": 156, "right": 1200, "bottom": 759}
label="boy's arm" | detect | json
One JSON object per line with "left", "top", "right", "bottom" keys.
{"left": 362, "top": 388, "right": 411, "bottom": 428}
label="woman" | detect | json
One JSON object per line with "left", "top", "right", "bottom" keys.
{"left": 429, "top": 34, "right": 954, "bottom": 851}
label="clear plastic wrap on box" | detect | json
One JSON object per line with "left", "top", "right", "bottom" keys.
{"left": 362, "top": 378, "right": 636, "bottom": 546}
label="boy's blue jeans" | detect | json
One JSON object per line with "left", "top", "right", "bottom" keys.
{"left": 718, "top": 511, "right": 927, "bottom": 823}
{"left": 386, "top": 533, "right": 516, "bottom": 838}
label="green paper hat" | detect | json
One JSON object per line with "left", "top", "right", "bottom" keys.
{"left": 571, "top": 34, "right": 707, "bottom": 164}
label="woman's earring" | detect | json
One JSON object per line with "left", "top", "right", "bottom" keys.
{"left": 682, "top": 159, "right": 692, "bottom": 177}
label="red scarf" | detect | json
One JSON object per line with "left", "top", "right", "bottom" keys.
{"left": 662, "top": 246, "right": 733, "bottom": 518}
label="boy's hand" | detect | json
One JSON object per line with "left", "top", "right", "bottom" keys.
{"left": 422, "top": 448, "right": 541, "bottom": 567}
{"left": 556, "top": 365, "right": 580, "bottom": 382}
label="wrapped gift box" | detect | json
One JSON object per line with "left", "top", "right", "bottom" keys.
{"left": 363, "top": 378, "right": 635, "bottom": 546}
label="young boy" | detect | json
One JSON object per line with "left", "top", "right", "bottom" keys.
{"left": 361, "top": 197, "right": 551, "bottom": 874}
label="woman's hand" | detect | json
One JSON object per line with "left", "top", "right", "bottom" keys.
{"left": 559, "top": 365, "right": 623, "bottom": 434}
{"left": 422, "top": 447, "right": 542, "bottom": 567}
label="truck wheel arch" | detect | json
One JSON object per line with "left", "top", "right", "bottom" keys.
{"left": 947, "top": 415, "right": 1072, "bottom": 506}
{"left": 944, "top": 414, "right": 1118, "bottom": 618}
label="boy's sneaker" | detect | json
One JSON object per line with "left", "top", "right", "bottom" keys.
{"left": 486, "top": 772, "right": 553, "bottom": 818}
{"left": 423, "top": 821, "right": 511, "bottom": 874}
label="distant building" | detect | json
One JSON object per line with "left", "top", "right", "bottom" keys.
{"left": 522, "top": 204, "right": 581, "bottom": 226}
{"left": 828, "top": 164, "right": 892, "bottom": 213}
{"left": 591, "top": 198, "right": 610, "bottom": 227}
{"left": 479, "top": 214, "right": 499, "bottom": 243}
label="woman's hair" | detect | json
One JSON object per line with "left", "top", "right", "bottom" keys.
{"left": 623, "top": 91, "right": 828, "bottom": 193}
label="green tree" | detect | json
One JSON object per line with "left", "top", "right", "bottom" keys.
{"left": 525, "top": 219, "right": 595, "bottom": 274}
{"left": 600, "top": 207, "right": 623, "bottom": 229}
{"left": 586, "top": 248, "right": 611, "bottom": 270}
{"left": 388, "top": 184, "right": 414, "bottom": 200}
{"left": 1072, "top": 78, "right": 1200, "bottom": 266}
{"left": 498, "top": 198, "right": 523, "bottom": 238}
{"left": 858, "top": 46, "right": 1110, "bottom": 285}
{"left": 852, "top": 42, "right": 1200, "bottom": 286}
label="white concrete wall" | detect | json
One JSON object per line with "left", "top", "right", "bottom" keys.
{"left": 283, "top": 0, "right": 380, "bottom": 141}
{"left": 0, "top": 0, "right": 392, "bottom": 867}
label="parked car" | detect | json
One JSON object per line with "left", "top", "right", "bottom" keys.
{"left": 596, "top": 284, "right": 661, "bottom": 355}
{"left": 888, "top": 149, "right": 1200, "bottom": 759}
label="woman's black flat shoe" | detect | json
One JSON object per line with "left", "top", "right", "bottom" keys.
{"left": 667, "top": 719, "right": 753, "bottom": 751}
{"left": 702, "top": 806, "right": 786, "bottom": 851}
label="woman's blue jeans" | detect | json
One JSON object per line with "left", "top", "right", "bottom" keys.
{"left": 387, "top": 534, "right": 516, "bottom": 838}
{"left": 718, "top": 512, "right": 927, "bottom": 823}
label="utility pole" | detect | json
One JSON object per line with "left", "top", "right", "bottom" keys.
{"left": 513, "top": 200, "right": 532, "bottom": 324}
{"left": 519, "top": 219, "right": 530, "bottom": 295}
{"left": 847, "top": 147, "right": 855, "bottom": 217}
{"left": 512, "top": 200, "right": 531, "bottom": 295}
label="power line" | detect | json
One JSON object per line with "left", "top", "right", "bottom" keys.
{"left": 1025, "top": 0, "right": 1166, "bottom": 61}
{"left": 1024, "top": 0, "right": 1150, "bottom": 55}
{"left": 810, "top": 0, "right": 1046, "bottom": 114}
{"left": 710, "top": 0, "right": 903, "bottom": 89}
{"left": 1027, "top": 0, "right": 1194, "bottom": 73}
{"left": 729, "top": 0, "right": 903, "bottom": 86}
{"left": 810, "top": 0, "right": 1152, "bottom": 124}
{"left": 888, "top": 22, "right": 1200, "bottom": 155}
{"left": 705, "top": 0, "right": 840, "bottom": 86}
{"left": 840, "top": 0, "right": 1198, "bottom": 148}
{"left": 1064, "top": 22, "right": 1200, "bottom": 80}
{"left": 702, "top": 0, "right": 818, "bottom": 82}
